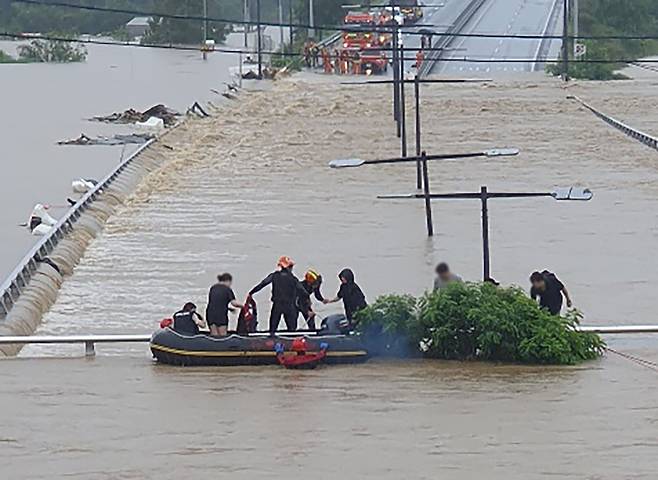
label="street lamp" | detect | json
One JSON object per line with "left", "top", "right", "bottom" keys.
{"left": 329, "top": 148, "right": 519, "bottom": 237}
{"left": 379, "top": 186, "right": 593, "bottom": 280}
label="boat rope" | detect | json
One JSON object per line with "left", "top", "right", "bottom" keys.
{"left": 605, "top": 347, "right": 658, "bottom": 373}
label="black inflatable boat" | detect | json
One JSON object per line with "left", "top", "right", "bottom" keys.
{"left": 150, "top": 328, "right": 369, "bottom": 367}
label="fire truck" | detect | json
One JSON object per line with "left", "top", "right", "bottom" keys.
{"left": 342, "top": 10, "right": 391, "bottom": 50}
{"left": 393, "top": 0, "right": 424, "bottom": 24}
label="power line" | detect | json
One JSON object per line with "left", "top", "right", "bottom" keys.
{"left": 2, "top": 31, "right": 656, "bottom": 66}
{"left": 11, "top": 0, "right": 658, "bottom": 41}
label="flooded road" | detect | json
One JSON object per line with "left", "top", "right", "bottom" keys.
{"left": 4, "top": 72, "right": 658, "bottom": 477}
{"left": 1, "top": 352, "right": 657, "bottom": 479}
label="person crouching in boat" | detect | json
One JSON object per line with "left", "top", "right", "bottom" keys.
{"left": 250, "top": 256, "right": 307, "bottom": 336}
{"left": 173, "top": 302, "right": 205, "bottom": 336}
{"left": 323, "top": 268, "right": 367, "bottom": 328}
{"left": 296, "top": 269, "right": 325, "bottom": 331}
{"left": 206, "top": 273, "right": 244, "bottom": 337}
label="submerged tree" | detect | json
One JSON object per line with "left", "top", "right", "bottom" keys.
{"left": 17, "top": 38, "right": 87, "bottom": 63}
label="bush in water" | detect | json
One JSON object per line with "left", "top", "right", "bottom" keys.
{"left": 355, "top": 294, "right": 420, "bottom": 357}
{"left": 17, "top": 38, "right": 87, "bottom": 63}
{"left": 356, "top": 283, "right": 605, "bottom": 365}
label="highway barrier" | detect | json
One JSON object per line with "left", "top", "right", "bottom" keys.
{"left": 0, "top": 125, "right": 184, "bottom": 355}
{"left": 418, "top": 0, "right": 488, "bottom": 78}
{"left": 570, "top": 95, "right": 658, "bottom": 151}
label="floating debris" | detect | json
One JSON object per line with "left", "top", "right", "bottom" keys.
{"left": 57, "top": 133, "right": 154, "bottom": 146}
{"left": 90, "top": 104, "right": 179, "bottom": 127}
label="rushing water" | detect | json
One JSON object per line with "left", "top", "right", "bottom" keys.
{"left": 3, "top": 68, "right": 658, "bottom": 477}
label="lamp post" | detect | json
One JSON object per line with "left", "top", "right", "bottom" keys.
{"left": 329, "top": 148, "right": 519, "bottom": 237}
{"left": 379, "top": 186, "right": 593, "bottom": 280}
{"left": 257, "top": 0, "right": 262, "bottom": 79}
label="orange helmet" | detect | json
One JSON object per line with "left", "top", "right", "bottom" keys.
{"left": 277, "top": 256, "right": 294, "bottom": 269}
{"left": 291, "top": 337, "right": 307, "bottom": 353}
{"left": 305, "top": 269, "right": 320, "bottom": 284}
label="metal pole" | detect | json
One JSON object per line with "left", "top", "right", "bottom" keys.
{"left": 278, "top": 0, "right": 285, "bottom": 50}
{"left": 562, "top": 0, "right": 569, "bottom": 81}
{"left": 400, "top": 38, "right": 407, "bottom": 158}
{"left": 480, "top": 186, "right": 490, "bottom": 281}
{"left": 257, "top": 0, "right": 262, "bottom": 78}
{"left": 203, "top": 0, "right": 208, "bottom": 41}
{"left": 414, "top": 74, "right": 422, "bottom": 189}
{"left": 309, "top": 0, "right": 315, "bottom": 39}
{"left": 289, "top": 0, "right": 294, "bottom": 46}
{"left": 421, "top": 151, "right": 434, "bottom": 237}
{"left": 572, "top": 0, "right": 579, "bottom": 57}
{"left": 244, "top": 0, "right": 249, "bottom": 49}
{"left": 392, "top": 17, "right": 400, "bottom": 134}
{"left": 202, "top": 0, "right": 208, "bottom": 60}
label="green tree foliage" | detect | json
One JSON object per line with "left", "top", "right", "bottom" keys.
{"left": 17, "top": 37, "right": 87, "bottom": 62}
{"left": 355, "top": 283, "right": 605, "bottom": 365}
{"left": 548, "top": 0, "right": 658, "bottom": 80}
{"left": 143, "top": 0, "right": 227, "bottom": 45}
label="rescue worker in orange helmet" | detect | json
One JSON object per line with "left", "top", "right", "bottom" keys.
{"left": 296, "top": 269, "right": 325, "bottom": 331}
{"left": 250, "top": 256, "right": 307, "bottom": 336}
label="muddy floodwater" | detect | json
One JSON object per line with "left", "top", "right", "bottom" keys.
{"left": 3, "top": 73, "right": 658, "bottom": 478}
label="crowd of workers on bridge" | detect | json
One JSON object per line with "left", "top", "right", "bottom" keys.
{"left": 170, "top": 256, "right": 572, "bottom": 338}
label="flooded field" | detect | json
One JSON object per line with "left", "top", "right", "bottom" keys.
{"left": 3, "top": 72, "right": 658, "bottom": 478}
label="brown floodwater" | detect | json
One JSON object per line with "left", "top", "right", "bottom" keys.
{"left": 4, "top": 72, "right": 658, "bottom": 477}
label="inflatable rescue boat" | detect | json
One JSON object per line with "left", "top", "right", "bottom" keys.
{"left": 150, "top": 328, "right": 369, "bottom": 367}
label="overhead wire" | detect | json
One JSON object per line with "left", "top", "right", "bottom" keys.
{"left": 10, "top": 0, "right": 658, "bottom": 41}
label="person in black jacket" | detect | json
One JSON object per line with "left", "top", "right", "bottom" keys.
{"left": 323, "top": 268, "right": 367, "bottom": 325}
{"left": 296, "top": 269, "right": 325, "bottom": 331}
{"left": 206, "top": 273, "right": 243, "bottom": 337}
{"left": 250, "top": 256, "right": 306, "bottom": 336}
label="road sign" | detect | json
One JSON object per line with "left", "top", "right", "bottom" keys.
{"left": 574, "top": 43, "right": 586, "bottom": 58}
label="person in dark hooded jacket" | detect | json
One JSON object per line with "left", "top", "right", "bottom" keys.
{"left": 323, "top": 268, "right": 367, "bottom": 324}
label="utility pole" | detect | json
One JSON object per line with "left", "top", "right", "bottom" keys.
{"left": 309, "top": 0, "right": 315, "bottom": 39}
{"left": 257, "top": 0, "right": 262, "bottom": 78}
{"left": 243, "top": 0, "right": 249, "bottom": 49}
{"left": 278, "top": 0, "right": 285, "bottom": 51}
{"left": 289, "top": 0, "right": 294, "bottom": 46}
{"left": 202, "top": 0, "right": 208, "bottom": 42}
{"left": 572, "top": 0, "right": 579, "bottom": 57}
{"left": 561, "top": 0, "right": 569, "bottom": 81}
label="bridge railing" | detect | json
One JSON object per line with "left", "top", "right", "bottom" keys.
{"left": 0, "top": 140, "right": 156, "bottom": 321}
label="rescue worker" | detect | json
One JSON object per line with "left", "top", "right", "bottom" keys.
{"left": 332, "top": 48, "right": 340, "bottom": 73}
{"left": 352, "top": 51, "right": 362, "bottom": 75}
{"left": 323, "top": 268, "right": 367, "bottom": 326}
{"left": 250, "top": 256, "right": 306, "bottom": 336}
{"left": 172, "top": 302, "right": 205, "bottom": 336}
{"left": 296, "top": 269, "right": 325, "bottom": 331}
{"left": 311, "top": 42, "right": 319, "bottom": 68}
{"left": 322, "top": 47, "right": 333, "bottom": 73}
{"left": 530, "top": 270, "right": 573, "bottom": 315}
{"left": 206, "top": 273, "right": 243, "bottom": 337}
{"left": 415, "top": 49, "right": 425, "bottom": 69}
{"left": 303, "top": 41, "right": 312, "bottom": 68}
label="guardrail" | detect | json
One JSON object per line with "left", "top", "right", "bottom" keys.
{"left": 0, "top": 334, "right": 151, "bottom": 356}
{"left": 417, "top": 0, "right": 488, "bottom": 78}
{"left": 0, "top": 139, "right": 156, "bottom": 321}
{"left": 569, "top": 95, "right": 658, "bottom": 151}
{"left": 532, "top": 0, "right": 562, "bottom": 71}
{"left": 0, "top": 326, "right": 655, "bottom": 358}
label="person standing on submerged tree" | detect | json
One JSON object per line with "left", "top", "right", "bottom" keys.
{"left": 433, "top": 262, "right": 463, "bottom": 291}
{"left": 206, "top": 273, "right": 243, "bottom": 337}
{"left": 529, "top": 270, "right": 573, "bottom": 315}
{"left": 324, "top": 268, "right": 367, "bottom": 326}
{"left": 297, "top": 269, "right": 325, "bottom": 331}
{"left": 250, "top": 256, "right": 306, "bottom": 336}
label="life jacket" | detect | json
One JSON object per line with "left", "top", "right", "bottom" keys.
{"left": 274, "top": 340, "right": 328, "bottom": 370}
{"left": 173, "top": 310, "right": 200, "bottom": 336}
